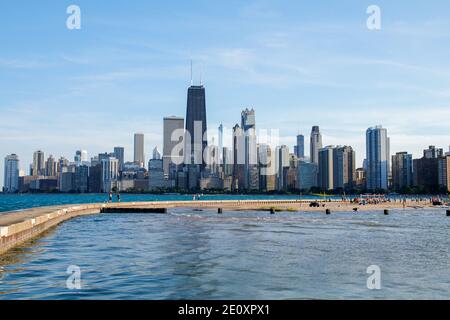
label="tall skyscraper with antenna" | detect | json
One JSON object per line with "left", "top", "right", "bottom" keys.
{"left": 185, "top": 63, "right": 207, "bottom": 167}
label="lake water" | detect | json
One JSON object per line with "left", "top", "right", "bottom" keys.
{"left": 0, "top": 194, "right": 449, "bottom": 299}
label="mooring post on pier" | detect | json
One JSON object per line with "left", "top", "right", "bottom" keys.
{"left": 353, "top": 208, "right": 358, "bottom": 212}
{"left": 326, "top": 209, "right": 331, "bottom": 215}
{"left": 446, "top": 210, "right": 450, "bottom": 217}
{"left": 270, "top": 208, "right": 275, "bottom": 214}
{"left": 218, "top": 208, "right": 223, "bottom": 214}
{"left": 384, "top": 209, "right": 389, "bottom": 215}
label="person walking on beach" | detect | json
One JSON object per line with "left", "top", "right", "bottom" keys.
{"left": 117, "top": 193, "right": 121, "bottom": 203}
{"left": 109, "top": 192, "right": 113, "bottom": 203}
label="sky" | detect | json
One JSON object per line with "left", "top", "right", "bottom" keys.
{"left": 1, "top": 0, "right": 450, "bottom": 188}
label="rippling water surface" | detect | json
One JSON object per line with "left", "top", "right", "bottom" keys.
{"left": 1, "top": 201, "right": 450, "bottom": 299}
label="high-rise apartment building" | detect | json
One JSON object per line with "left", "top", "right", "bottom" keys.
{"left": 32, "top": 150, "right": 45, "bottom": 176}
{"left": 3, "top": 154, "right": 20, "bottom": 193}
{"left": 392, "top": 152, "right": 413, "bottom": 191}
{"left": 318, "top": 145, "right": 355, "bottom": 191}
{"left": 101, "top": 157, "right": 119, "bottom": 192}
{"left": 333, "top": 146, "right": 355, "bottom": 190}
{"left": 366, "top": 126, "right": 390, "bottom": 191}
{"left": 318, "top": 146, "right": 335, "bottom": 191}
{"left": 438, "top": 155, "right": 449, "bottom": 192}
{"left": 45, "top": 155, "right": 57, "bottom": 177}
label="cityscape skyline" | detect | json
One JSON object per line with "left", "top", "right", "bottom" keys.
{"left": 2, "top": 80, "right": 450, "bottom": 194}
{"left": 2, "top": 1, "right": 450, "bottom": 188}
{"left": 2, "top": 1, "right": 450, "bottom": 304}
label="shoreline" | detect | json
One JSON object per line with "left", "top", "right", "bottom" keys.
{"left": 0, "top": 199, "right": 445, "bottom": 256}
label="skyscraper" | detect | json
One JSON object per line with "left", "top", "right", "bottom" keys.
{"left": 317, "top": 145, "right": 355, "bottom": 192}
{"left": 101, "top": 156, "right": 119, "bottom": 193}
{"left": 163, "top": 116, "right": 184, "bottom": 175}
{"left": 294, "top": 134, "right": 305, "bottom": 159}
{"left": 32, "top": 150, "right": 45, "bottom": 176}
{"left": 258, "top": 144, "right": 276, "bottom": 192}
{"left": 438, "top": 155, "right": 450, "bottom": 192}
{"left": 297, "top": 161, "right": 318, "bottom": 191}
{"left": 413, "top": 146, "right": 441, "bottom": 191}
{"left": 241, "top": 108, "right": 255, "bottom": 131}
{"left": 423, "top": 145, "right": 443, "bottom": 159}
{"left": 218, "top": 123, "right": 224, "bottom": 164}
{"left": 276, "top": 145, "right": 290, "bottom": 191}
{"left": 3, "top": 154, "right": 19, "bottom": 193}
{"left": 333, "top": 146, "right": 355, "bottom": 191}
{"left": 74, "top": 165, "right": 89, "bottom": 193}
{"left": 310, "top": 126, "right": 322, "bottom": 164}
{"left": 392, "top": 152, "right": 413, "bottom": 191}
{"left": 74, "top": 151, "right": 81, "bottom": 165}
{"left": 45, "top": 155, "right": 57, "bottom": 177}
{"left": 318, "top": 146, "right": 335, "bottom": 191}
{"left": 74, "top": 150, "right": 88, "bottom": 165}
{"left": 185, "top": 85, "right": 207, "bottom": 166}
{"left": 134, "top": 133, "right": 145, "bottom": 168}
{"left": 232, "top": 124, "right": 245, "bottom": 191}
{"left": 241, "top": 108, "right": 258, "bottom": 190}
{"left": 366, "top": 126, "right": 390, "bottom": 191}
{"left": 113, "top": 147, "right": 125, "bottom": 172}
{"left": 152, "top": 146, "right": 161, "bottom": 160}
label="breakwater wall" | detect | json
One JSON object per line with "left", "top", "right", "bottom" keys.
{"left": 0, "top": 199, "right": 402, "bottom": 255}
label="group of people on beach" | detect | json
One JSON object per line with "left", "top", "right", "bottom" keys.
{"left": 192, "top": 194, "right": 204, "bottom": 201}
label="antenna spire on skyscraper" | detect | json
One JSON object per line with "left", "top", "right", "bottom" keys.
{"left": 190, "top": 60, "right": 193, "bottom": 86}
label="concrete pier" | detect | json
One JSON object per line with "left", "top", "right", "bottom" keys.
{"left": 0, "top": 204, "right": 101, "bottom": 255}
{"left": 0, "top": 199, "right": 423, "bottom": 256}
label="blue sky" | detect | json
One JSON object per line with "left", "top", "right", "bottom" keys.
{"left": 1, "top": 0, "right": 450, "bottom": 187}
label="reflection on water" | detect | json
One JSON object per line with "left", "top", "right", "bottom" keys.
{"left": 0, "top": 208, "right": 449, "bottom": 299}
